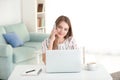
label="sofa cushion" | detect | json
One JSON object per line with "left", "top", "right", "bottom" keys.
{"left": 24, "top": 42, "right": 42, "bottom": 50}
{"left": 13, "top": 47, "right": 36, "bottom": 63}
{"left": 3, "top": 32, "right": 24, "bottom": 48}
{"left": 4, "top": 23, "right": 30, "bottom": 42}
{"left": 0, "top": 26, "right": 7, "bottom": 44}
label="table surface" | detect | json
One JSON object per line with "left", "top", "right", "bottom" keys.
{"left": 8, "top": 64, "right": 113, "bottom": 80}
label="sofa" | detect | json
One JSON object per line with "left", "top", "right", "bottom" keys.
{"left": 0, "top": 23, "right": 49, "bottom": 80}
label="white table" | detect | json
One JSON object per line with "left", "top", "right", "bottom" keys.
{"left": 8, "top": 64, "right": 113, "bottom": 80}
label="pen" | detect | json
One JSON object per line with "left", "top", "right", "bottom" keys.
{"left": 26, "top": 69, "right": 35, "bottom": 73}
{"left": 37, "top": 68, "right": 42, "bottom": 75}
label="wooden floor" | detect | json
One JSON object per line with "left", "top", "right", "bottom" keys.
{"left": 111, "top": 71, "right": 120, "bottom": 80}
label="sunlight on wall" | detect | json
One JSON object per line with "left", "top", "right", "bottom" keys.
{"left": 46, "top": 0, "right": 120, "bottom": 54}
{"left": 0, "top": 0, "right": 21, "bottom": 25}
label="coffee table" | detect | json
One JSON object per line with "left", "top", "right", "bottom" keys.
{"left": 8, "top": 64, "right": 113, "bottom": 80}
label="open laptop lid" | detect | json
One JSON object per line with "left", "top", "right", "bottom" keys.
{"left": 46, "top": 50, "right": 81, "bottom": 73}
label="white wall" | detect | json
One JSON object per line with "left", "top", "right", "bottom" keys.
{"left": 21, "top": 0, "right": 37, "bottom": 32}
{"left": 46, "top": 0, "right": 120, "bottom": 54}
{"left": 0, "top": 0, "right": 21, "bottom": 25}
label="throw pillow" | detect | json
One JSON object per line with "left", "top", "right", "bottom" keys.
{"left": 3, "top": 32, "right": 24, "bottom": 48}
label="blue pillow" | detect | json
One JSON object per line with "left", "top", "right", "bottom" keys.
{"left": 3, "top": 32, "right": 24, "bottom": 48}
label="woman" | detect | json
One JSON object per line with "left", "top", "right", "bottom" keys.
{"left": 42, "top": 15, "right": 79, "bottom": 64}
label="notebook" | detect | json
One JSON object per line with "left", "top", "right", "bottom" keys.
{"left": 46, "top": 50, "right": 81, "bottom": 73}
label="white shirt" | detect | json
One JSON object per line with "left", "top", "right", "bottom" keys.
{"left": 41, "top": 36, "right": 79, "bottom": 53}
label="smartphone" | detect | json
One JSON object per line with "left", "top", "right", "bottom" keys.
{"left": 53, "top": 23, "right": 56, "bottom": 29}
{"left": 53, "top": 23, "right": 57, "bottom": 37}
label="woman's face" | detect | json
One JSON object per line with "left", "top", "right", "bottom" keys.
{"left": 56, "top": 21, "right": 69, "bottom": 38}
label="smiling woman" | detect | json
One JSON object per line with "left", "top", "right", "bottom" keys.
{"left": 41, "top": 15, "right": 79, "bottom": 64}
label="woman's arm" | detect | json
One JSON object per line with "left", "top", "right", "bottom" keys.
{"left": 42, "top": 42, "right": 54, "bottom": 64}
{"left": 42, "top": 27, "right": 57, "bottom": 64}
{"left": 48, "top": 42, "right": 54, "bottom": 50}
{"left": 42, "top": 53, "right": 46, "bottom": 64}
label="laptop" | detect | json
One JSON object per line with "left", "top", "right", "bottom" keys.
{"left": 46, "top": 50, "right": 81, "bottom": 73}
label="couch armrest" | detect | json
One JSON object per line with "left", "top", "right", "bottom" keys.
{"left": 0, "top": 44, "right": 13, "bottom": 57}
{"left": 0, "top": 44, "right": 13, "bottom": 79}
{"left": 29, "top": 32, "right": 49, "bottom": 42}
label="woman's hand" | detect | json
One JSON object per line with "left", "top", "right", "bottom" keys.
{"left": 49, "top": 27, "right": 57, "bottom": 43}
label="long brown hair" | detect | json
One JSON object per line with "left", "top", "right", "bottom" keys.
{"left": 55, "top": 15, "right": 73, "bottom": 39}
{"left": 53, "top": 15, "right": 73, "bottom": 49}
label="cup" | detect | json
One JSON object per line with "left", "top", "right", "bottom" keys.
{"left": 87, "top": 62, "right": 97, "bottom": 71}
